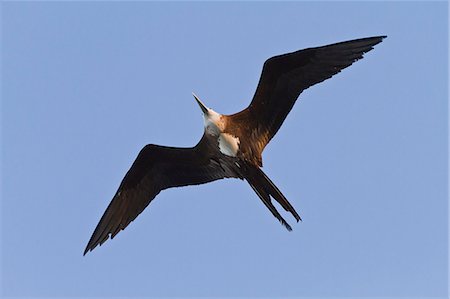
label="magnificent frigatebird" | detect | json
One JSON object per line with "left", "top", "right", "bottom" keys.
{"left": 84, "top": 35, "right": 386, "bottom": 255}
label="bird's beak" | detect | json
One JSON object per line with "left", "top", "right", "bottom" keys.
{"left": 192, "top": 92, "right": 208, "bottom": 114}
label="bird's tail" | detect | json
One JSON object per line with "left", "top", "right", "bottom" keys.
{"left": 242, "top": 163, "right": 301, "bottom": 231}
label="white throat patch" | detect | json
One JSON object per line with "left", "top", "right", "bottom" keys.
{"left": 203, "top": 109, "right": 224, "bottom": 136}
{"left": 218, "top": 133, "right": 240, "bottom": 157}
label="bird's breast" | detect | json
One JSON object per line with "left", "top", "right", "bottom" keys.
{"left": 218, "top": 133, "right": 240, "bottom": 157}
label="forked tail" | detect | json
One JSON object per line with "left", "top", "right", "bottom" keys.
{"left": 242, "top": 163, "right": 301, "bottom": 231}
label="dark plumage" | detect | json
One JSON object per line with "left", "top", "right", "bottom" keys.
{"left": 84, "top": 36, "right": 386, "bottom": 255}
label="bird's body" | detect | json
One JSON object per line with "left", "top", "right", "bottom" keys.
{"left": 84, "top": 35, "right": 386, "bottom": 255}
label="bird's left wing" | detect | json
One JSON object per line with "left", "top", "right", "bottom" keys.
{"left": 226, "top": 36, "right": 386, "bottom": 164}
{"left": 84, "top": 134, "right": 236, "bottom": 255}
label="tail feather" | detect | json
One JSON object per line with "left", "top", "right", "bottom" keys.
{"left": 248, "top": 181, "right": 293, "bottom": 231}
{"left": 243, "top": 163, "right": 300, "bottom": 230}
{"left": 256, "top": 167, "right": 302, "bottom": 222}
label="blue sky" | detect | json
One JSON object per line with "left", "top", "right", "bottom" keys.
{"left": 1, "top": 1, "right": 448, "bottom": 298}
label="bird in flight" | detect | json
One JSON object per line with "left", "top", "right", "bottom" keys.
{"left": 84, "top": 35, "right": 386, "bottom": 255}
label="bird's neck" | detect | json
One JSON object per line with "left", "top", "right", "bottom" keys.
{"left": 203, "top": 109, "right": 225, "bottom": 136}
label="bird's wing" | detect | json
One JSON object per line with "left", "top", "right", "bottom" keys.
{"left": 227, "top": 36, "right": 386, "bottom": 157}
{"left": 84, "top": 134, "right": 237, "bottom": 255}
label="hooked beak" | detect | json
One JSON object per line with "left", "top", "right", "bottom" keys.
{"left": 192, "top": 92, "right": 208, "bottom": 114}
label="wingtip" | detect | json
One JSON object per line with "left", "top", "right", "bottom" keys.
{"left": 83, "top": 237, "right": 98, "bottom": 256}
{"left": 373, "top": 35, "right": 387, "bottom": 43}
{"left": 370, "top": 35, "right": 387, "bottom": 40}
{"left": 378, "top": 35, "right": 387, "bottom": 42}
{"left": 83, "top": 239, "right": 101, "bottom": 256}
{"left": 83, "top": 245, "right": 92, "bottom": 256}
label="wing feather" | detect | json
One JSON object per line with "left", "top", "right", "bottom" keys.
{"left": 84, "top": 134, "right": 237, "bottom": 255}
{"left": 226, "top": 36, "right": 386, "bottom": 159}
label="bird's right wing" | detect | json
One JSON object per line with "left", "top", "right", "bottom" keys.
{"left": 84, "top": 134, "right": 236, "bottom": 255}
{"left": 227, "top": 36, "right": 386, "bottom": 159}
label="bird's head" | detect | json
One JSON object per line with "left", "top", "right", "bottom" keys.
{"left": 192, "top": 92, "right": 223, "bottom": 135}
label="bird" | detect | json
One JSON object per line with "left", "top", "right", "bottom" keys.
{"left": 84, "top": 35, "right": 386, "bottom": 255}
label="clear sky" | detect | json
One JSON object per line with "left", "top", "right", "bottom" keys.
{"left": 1, "top": 1, "right": 448, "bottom": 298}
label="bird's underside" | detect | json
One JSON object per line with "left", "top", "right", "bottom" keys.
{"left": 84, "top": 35, "right": 386, "bottom": 255}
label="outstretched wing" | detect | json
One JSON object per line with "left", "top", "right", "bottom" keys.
{"left": 226, "top": 36, "right": 386, "bottom": 162}
{"left": 84, "top": 134, "right": 237, "bottom": 255}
